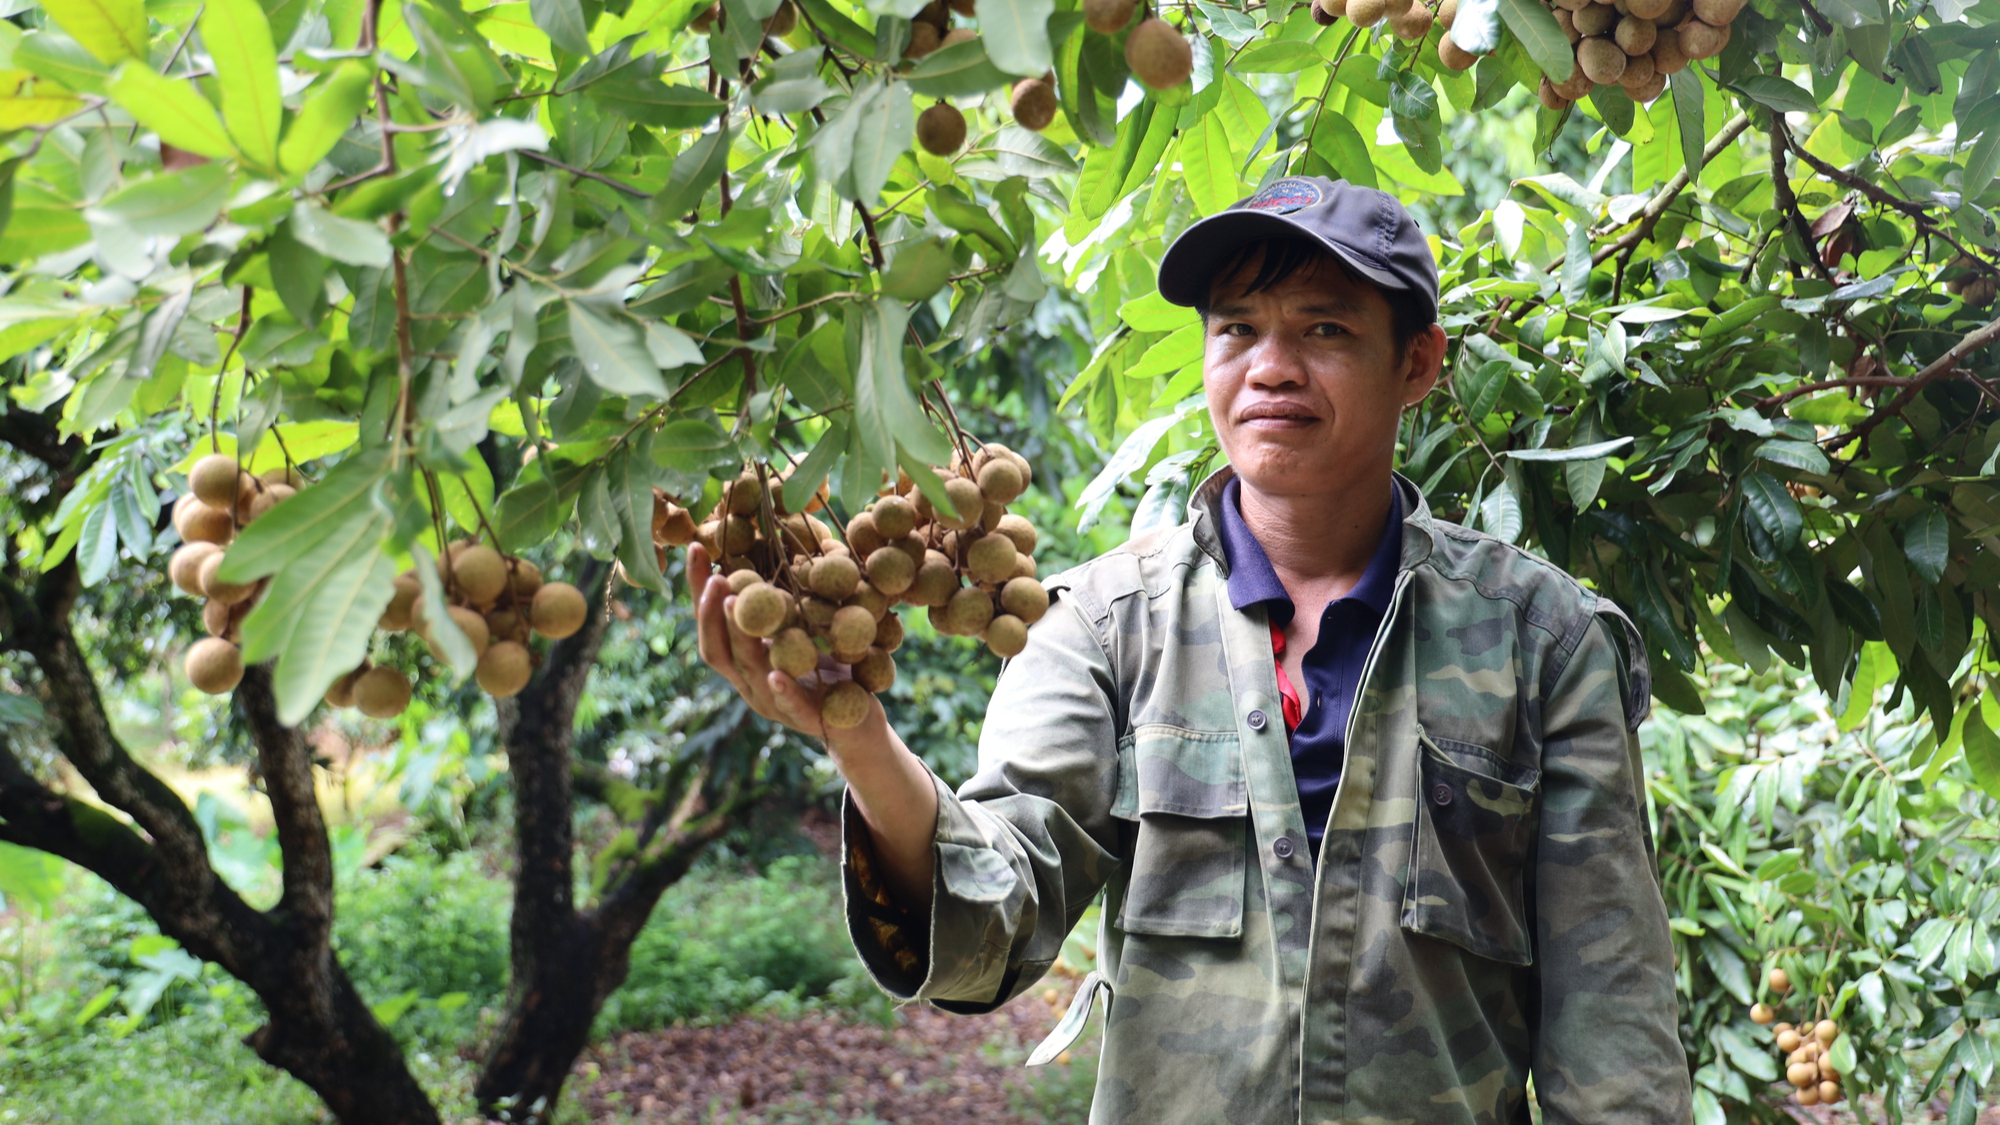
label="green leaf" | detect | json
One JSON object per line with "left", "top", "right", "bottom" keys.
{"left": 979, "top": 0, "right": 1056, "bottom": 77}
{"left": 1963, "top": 128, "right": 2000, "bottom": 205}
{"left": 1308, "top": 108, "right": 1376, "bottom": 189}
{"left": 16, "top": 29, "right": 111, "bottom": 95}
{"left": 410, "top": 541, "right": 477, "bottom": 674}
{"left": 1729, "top": 74, "right": 1815, "bottom": 115}
{"left": 107, "top": 63, "right": 238, "bottom": 161}
{"left": 290, "top": 202, "right": 391, "bottom": 267}
{"left": 568, "top": 301, "right": 667, "bottom": 398}
{"left": 1389, "top": 72, "right": 1442, "bottom": 174}
{"left": 1965, "top": 707, "right": 2000, "bottom": 801}
{"left": 496, "top": 476, "right": 568, "bottom": 551}
{"left": 846, "top": 80, "right": 914, "bottom": 205}
{"left": 84, "top": 162, "right": 232, "bottom": 237}
{"left": 585, "top": 74, "right": 724, "bottom": 128}
{"left": 1740, "top": 470, "right": 1802, "bottom": 553}
{"left": 905, "top": 37, "right": 1012, "bottom": 96}
{"left": 608, "top": 446, "right": 663, "bottom": 592}
{"left": 1506, "top": 436, "right": 1634, "bottom": 462}
{"left": 43, "top": 0, "right": 147, "bottom": 64}
{"left": 200, "top": 0, "right": 282, "bottom": 170}
{"left": 1449, "top": 0, "right": 1501, "bottom": 53}
{"left": 530, "top": 0, "right": 591, "bottom": 55}
{"left": 1756, "top": 438, "right": 1830, "bottom": 476}
{"left": 220, "top": 447, "right": 389, "bottom": 583}
{"left": 1497, "top": 0, "right": 1572, "bottom": 80}
{"left": 278, "top": 61, "right": 373, "bottom": 175}
{"left": 881, "top": 237, "right": 954, "bottom": 300}
{"left": 1902, "top": 509, "right": 1949, "bottom": 585}
{"left": 1183, "top": 111, "right": 1238, "bottom": 216}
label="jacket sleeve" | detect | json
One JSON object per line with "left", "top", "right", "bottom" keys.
{"left": 1529, "top": 605, "right": 1693, "bottom": 1123}
{"left": 842, "top": 588, "right": 1125, "bottom": 1012}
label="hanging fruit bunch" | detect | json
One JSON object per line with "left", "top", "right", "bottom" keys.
{"left": 1749, "top": 969, "right": 1849, "bottom": 1108}
{"left": 658, "top": 440, "right": 1045, "bottom": 731}
{"left": 169, "top": 451, "right": 298, "bottom": 697}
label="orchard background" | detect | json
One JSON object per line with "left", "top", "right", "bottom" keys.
{"left": 0, "top": 0, "right": 1995, "bottom": 1115}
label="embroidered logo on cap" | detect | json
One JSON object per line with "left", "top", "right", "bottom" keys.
{"left": 1242, "top": 178, "right": 1323, "bottom": 214}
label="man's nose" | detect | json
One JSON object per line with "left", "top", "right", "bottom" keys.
{"left": 1244, "top": 333, "right": 1308, "bottom": 389}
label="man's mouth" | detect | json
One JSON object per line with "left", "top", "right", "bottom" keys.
{"left": 1238, "top": 402, "right": 1320, "bottom": 426}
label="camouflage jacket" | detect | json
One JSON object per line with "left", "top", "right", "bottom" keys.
{"left": 842, "top": 468, "right": 1692, "bottom": 1124}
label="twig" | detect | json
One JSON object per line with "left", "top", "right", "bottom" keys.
{"left": 1754, "top": 375, "right": 1912, "bottom": 409}
{"left": 1793, "top": 0, "right": 1833, "bottom": 35}
{"left": 1783, "top": 135, "right": 2000, "bottom": 279}
{"left": 854, "top": 201, "right": 886, "bottom": 270}
{"left": 1822, "top": 312, "right": 2000, "bottom": 454}
{"left": 1769, "top": 112, "right": 1838, "bottom": 286}
{"left": 520, "top": 150, "right": 651, "bottom": 198}
{"left": 209, "top": 287, "right": 254, "bottom": 452}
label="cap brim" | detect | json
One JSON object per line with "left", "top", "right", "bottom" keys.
{"left": 1157, "top": 211, "right": 1406, "bottom": 308}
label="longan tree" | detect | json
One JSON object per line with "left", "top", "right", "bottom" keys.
{"left": 0, "top": 0, "right": 1993, "bottom": 1116}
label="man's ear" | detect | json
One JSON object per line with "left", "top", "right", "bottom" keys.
{"left": 1401, "top": 323, "right": 1447, "bottom": 406}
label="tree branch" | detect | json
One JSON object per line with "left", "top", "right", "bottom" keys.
{"left": 1822, "top": 311, "right": 2000, "bottom": 453}
{"left": 236, "top": 664, "right": 335, "bottom": 958}
{"left": 1770, "top": 113, "right": 1839, "bottom": 287}
{"left": 1783, "top": 132, "right": 2000, "bottom": 279}
{"left": 1588, "top": 112, "right": 1754, "bottom": 269}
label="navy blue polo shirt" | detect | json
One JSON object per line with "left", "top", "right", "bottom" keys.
{"left": 1216, "top": 478, "right": 1403, "bottom": 859}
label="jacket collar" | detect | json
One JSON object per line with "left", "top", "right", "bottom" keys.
{"left": 1188, "top": 464, "right": 1437, "bottom": 577}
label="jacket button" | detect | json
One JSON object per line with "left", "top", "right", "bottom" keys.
{"left": 1247, "top": 709, "right": 1268, "bottom": 731}
{"left": 1431, "top": 783, "right": 1454, "bottom": 806}
{"left": 1272, "top": 837, "right": 1295, "bottom": 860}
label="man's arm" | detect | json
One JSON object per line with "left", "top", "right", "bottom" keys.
{"left": 1530, "top": 609, "right": 1693, "bottom": 1123}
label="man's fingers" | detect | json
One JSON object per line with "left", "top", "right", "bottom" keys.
{"left": 694, "top": 571, "right": 745, "bottom": 691}
{"left": 687, "top": 542, "right": 713, "bottom": 596}
{"left": 722, "top": 593, "right": 775, "bottom": 685}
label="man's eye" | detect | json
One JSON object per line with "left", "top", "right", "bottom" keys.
{"left": 1222, "top": 323, "right": 1254, "bottom": 337}
{"left": 1309, "top": 323, "right": 1346, "bottom": 336}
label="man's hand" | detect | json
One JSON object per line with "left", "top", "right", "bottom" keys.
{"left": 688, "top": 543, "right": 940, "bottom": 908}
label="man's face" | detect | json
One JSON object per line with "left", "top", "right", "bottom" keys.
{"left": 1202, "top": 251, "right": 1440, "bottom": 500}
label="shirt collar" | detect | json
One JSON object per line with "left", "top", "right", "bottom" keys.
{"left": 1215, "top": 477, "right": 1404, "bottom": 627}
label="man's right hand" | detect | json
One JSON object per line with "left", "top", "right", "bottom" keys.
{"left": 688, "top": 543, "right": 941, "bottom": 909}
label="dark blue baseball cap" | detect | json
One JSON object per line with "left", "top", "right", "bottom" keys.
{"left": 1158, "top": 176, "right": 1439, "bottom": 323}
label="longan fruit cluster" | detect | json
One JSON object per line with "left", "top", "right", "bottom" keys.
{"left": 1314, "top": 0, "right": 1438, "bottom": 42}
{"left": 1750, "top": 969, "right": 1848, "bottom": 1107}
{"left": 325, "top": 541, "right": 589, "bottom": 720}
{"left": 170, "top": 452, "right": 301, "bottom": 696}
{"left": 1946, "top": 255, "right": 1998, "bottom": 309}
{"left": 1533, "top": 0, "right": 1732, "bottom": 106}
{"left": 675, "top": 443, "right": 1047, "bottom": 731}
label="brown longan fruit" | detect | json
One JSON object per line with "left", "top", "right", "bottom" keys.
{"left": 821, "top": 680, "right": 871, "bottom": 729}
{"left": 690, "top": 2, "right": 718, "bottom": 31}
{"left": 201, "top": 597, "right": 235, "bottom": 639}
{"left": 530, "top": 582, "right": 588, "bottom": 639}
{"left": 726, "top": 568, "right": 762, "bottom": 594}
{"left": 1010, "top": 79, "right": 1056, "bottom": 131}
{"left": 1000, "top": 576, "right": 1048, "bottom": 624}
{"left": 248, "top": 483, "right": 294, "bottom": 520}
{"left": 185, "top": 637, "right": 244, "bottom": 694}
{"left": 1627, "top": 67, "right": 1666, "bottom": 102}
{"left": 1817, "top": 1081, "right": 1841, "bottom": 1104}
{"left": 967, "top": 532, "right": 1018, "bottom": 586}
{"left": 845, "top": 511, "right": 886, "bottom": 558}
{"left": 1650, "top": 26, "right": 1688, "bottom": 72}
{"left": 1776, "top": 1029, "right": 1803, "bottom": 1052}
{"left": 1573, "top": 0, "right": 1617, "bottom": 32}
{"left": 1814, "top": 1020, "right": 1838, "bottom": 1043}
{"left": 723, "top": 474, "right": 763, "bottom": 516}
{"left": 1124, "top": 18, "right": 1192, "bottom": 88}
{"left": 829, "top": 605, "right": 878, "bottom": 655}
{"left": 198, "top": 552, "right": 257, "bottom": 606}
{"left": 985, "top": 614, "right": 1029, "bottom": 658}
{"left": 1345, "top": 0, "right": 1388, "bottom": 24}
{"left": 181, "top": 500, "right": 235, "bottom": 545}
{"left": 943, "top": 586, "right": 994, "bottom": 636}
{"left": 1692, "top": 0, "right": 1742, "bottom": 19}
{"left": 847, "top": 583, "right": 891, "bottom": 622}
{"left": 1678, "top": 18, "right": 1728, "bottom": 58}
{"left": 765, "top": 0, "right": 797, "bottom": 34}
{"left": 977, "top": 457, "right": 1024, "bottom": 504}
{"left": 1768, "top": 968, "right": 1792, "bottom": 994}
{"left": 1084, "top": 0, "right": 1134, "bottom": 31}
{"left": 810, "top": 554, "right": 861, "bottom": 601}
{"left": 1437, "top": 0, "right": 1458, "bottom": 25}
{"left": 426, "top": 605, "right": 490, "bottom": 661}
{"left": 261, "top": 466, "right": 303, "bottom": 488}
{"left": 994, "top": 513, "right": 1037, "bottom": 556}
{"left": 1310, "top": 0, "right": 1337, "bottom": 23}
{"left": 658, "top": 505, "right": 697, "bottom": 547}
{"left": 934, "top": 477, "right": 982, "bottom": 530}
{"left": 1438, "top": 34, "right": 1478, "bottom": 70}
{"left": 875, "top": 612, "right": 905, "bottom": 653}
{"left": 477, "top": 641, "right": 532, "bottom": 698}
{"left": 1750, "top": 1003, "right": 1775, "bottom": 1025}
{"left": 893, "top": 533, "right": 927, "bottom": 569}
{"left": 354, "top": 666, "right": 412, "bottom": 719}
{"left": 769, "top": 628, "right": 819, "bottom": 679}
{"left": 452, "top": 545, "right": 508, "bottom": 606}
{"left": 1013, "top": 552, "right": 1037, "bottom": 580}
{"left": 324, "top": 664, "right": 367, "bottom": 708}
{"left": 486, "top": 606, "right": 527, "bottom": 644}
{"left": 733, "top": 582, "right": 790, "bottom": 638}
{"left": 1538, "top": 77, "right": 1571, "bottom": 110}
{"left": 1320, "top": 0, "right": 1350, "bottom": 15}
{"left": 188, "top": 453, "right": 244, "bottom": 509}
{"left": 908, "top": 552, "right": 959, "bottom": 607}
{"left": 1786, "top": 1062, "right": 1817, "bottom": 1088}
{"left": 1553, "top": 8, "right": 1581, "bottom": 40}
{"left": 170, "top": 543, "right": 221, "bottom": 595}
{"left": 1614, "top": 15, "right": 1656, "bottom": 53}
{"left": 872, "top": 494, "right": 917, "bottom": 540}
{"left": 1625, "top": 0, "right": 1670, "bottom": 14}
{"left": 917, "top": 101, "right": 967, "bottom": 156}
{"left": 851, "top": 647, "right": 896, "bottom": 693}
{"left": 1578, "top": 36, "right": 1627, "bottom": 82}
{"left": 1617, "top": 50, "right": 1656, "bottom": 88}
{"left": 905, "top": 20, "right": 942, "bottom": 58}
{"left": 1796, "top": 1084, "right": 1820, "bottom": 1106}
{"left": 1553, "top": 59, "right": 1594, "bottom": 98}
{"left": 866, "top": 546, "right": 917, "bottom": 596}
{"left": 1390, "top": 3, "right": 1433, "bottom": 38}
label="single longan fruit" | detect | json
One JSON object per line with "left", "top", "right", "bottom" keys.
{"left": 1437, "top": 0, "right": 1458, "bottom": 25}
{"left": 452, "top": 545, "right": 509, "bottom": 606}
{"left": 1553, "top": 7, "right": 1581, "bottom": 40}
{"left": 1010, "top": 79, "right": 1057, "bottom": 131}
{"left": 943, "top": 586, "right": 994, "bottom": 636}
{"left": 916, "top": 101, "right": 967, "bottom": 156}
{"left": 1438, "top": 33, "right": 1478, "bottom": 70}
{"left": 690, "top": 2, "right": 718, "bottom": 31}
{"left": 1124, "top": 18, "right": 1192, "bottom": 88}
{"left": 507, "top": 559, "right": 543, "bottom": 602}
{"left": 1649, "top": 26, "right": 1687, "bottom": 72}
{"left": 967, "top": 532, "right": 1019, "bottom": 586}
{"left": 915, "top": 0, "right": 949, "bottom": 26}
{"left": 765, "top": 0, "right": 798, "bottom": 34}
{"left": 1750, "top": 1003, "right": 1775, "bottom": 1025}
{"left": 1617, "top": 51, "right": 1657, "bottom": 89}
{"left": 261, "top": 466, "right": 304, "bottom": 488}
{"left": 810, "top": 554, "right": 862, "bottom": 601}
{"left": 1573, "top": 0, "right": 1617, "bottom": 32}
{"left": 1615, "top": 14, "right": 1656, "bottom": 52}
{"left": 324, "top": 664, "right": 367, "bottom": 708}
{"left": 905, "top": 19, "right": 942, "bottom": 57}
{"left": 1625, "top": 0, "right": 1670, "bottom": 13}
{"left": 1013, "top": 552, "right": 1037, "bottom": 580}
{"left": 1818, "top": 1081, "right": 1840, "bottom": 1104}
{"left": 185, "top": 637, "right": 244, "bottom": 694}
{"left": 486, "top": 606, "right": 527, "bottom": 644}
{"left": 948, "top": 0, "right": 975, "bottom": 14}
{"left": 181, "top": 501, "right": 236, "bottom": 545}
{"left": 1553, "top": 59, "right": 1594, "bottom": 98}
{"left": 170, "top": 543, "right": 221, "bottom": 595}
{"left": 1382, "top": 0, "right": 1414, "bottom": 15}
{"left": 1626, "top": 64, "right": 1665, "bottom": 101}
{"left": 1345, "top": 0, "right": 1389, "bottom": 24}
{"left": 721, "top": 516, "right": 757, "bottom": 556}
{"left": 1538, "top": 77, "right": 1571, "bottom": 110}
{"left": 1390, "top": 3, "right": 1433, "bottom": 38}
{"left": 848, "top": 583, "right": 891, "bottom": 622}
{"left": 659, "top": 506, "right": 698, "bottom": 547}
{"left": 531, "top": 582, "right": 588, "bottom": 639}
{"left": 908, "top": 553, "right": 959, "bottom": 607}
{"left": 1768, "top": 968, "right": 1791, "bottom": 994}
{"left": 938, "top": 477, "right": 984, "bottom": 530}
{"left": 985, "top": 614, "right": 1029, "bottom": 658}
{"left": 1578, "top": 36, "right": 1627, "bottom": 82}
{"left": 1692, "top": 0, "right": 1742, "bottom": 19}
{"left": 829, "top": 605, "right": 878, "bottom": 654}
{"left": 872, "top": 494, "right": 917, "bottom": 540}
{"left": 1786, "top": 1061, "right": 1817, "bottom": 1088}
{"left": 724, "top": 475, "right": 764, "bottom": 516}
{"left": 1084, "top": 0, "right": 1135, "bottom": 32}
{"left": 727, "top": 568, "right": 763, "bottom": 594}
{"left": 875, "top": 612, "right": 906, "bottom": 653}
{"left": 865, "top": 546, "right": 917, "bottom": 596}
{"left": 1000, "top": 576, "right": 1049, "bottom": 624}
{"left": 846, "top": 513, "right": 887, "bottom": 560}
{"left": 733, "top": 582, "right": 790, "bottom": 638}
{"left": 769, "top": 627, "right": 819, "bottom": 679}
{"left": 476, "top": 641, "right": 532, "bottom": 698}
{"left": 1310, "top": 0, "right": 1337, "bottom": 23}
{"left": 821, "top": 680, "right": 871, "bottom": 729}
{"left": 188, "top": 453, "right": 244, "bottom": 509}
{"left": 1320, "top": 0, "right": 1349, "bottom": 15}
{"left": 248, "top": 483, "right": 294, "bottom": 520}
{"left": 1678, "top": 18, "right": 1728, "bottom": 58}
{"left": 977, "top": 457, "right": 1024, "bottom": 504}
{"left": 1814, "top": 1020, "right": 1838, "bottom": 1043}
{"left": 355, "top": 666, "right": 413, "bottom": 719}
{"left": 851, "top": 647, "right": 896, "bottom": 693}
{"left": 1776, "top": 1029, "right": 1803, "bottom": 1052}
{"left": 425, "top": 605, "right": 490, "bottom": 661}
{"left": 200, "top": 552, "right": 258, "bottom": 606}
{"left": 1795, "top": 1085, "right": 1820, "bottom": 1107}
{"left": 203, "top": 596, "right": 246, "bottom": 639}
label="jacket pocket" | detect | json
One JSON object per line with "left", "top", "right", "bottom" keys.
{"left": 1112, "top": 725, "right": 1247, "bottom": 939}
{"left": 1401, "top": 724, "right": 1538, "bottom": 965}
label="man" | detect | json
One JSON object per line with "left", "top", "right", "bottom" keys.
{"left": 693, "top": 177, "right": 1691, "bottom": 1124}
